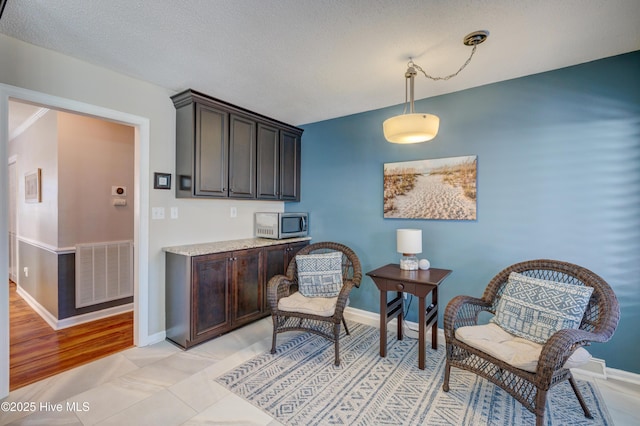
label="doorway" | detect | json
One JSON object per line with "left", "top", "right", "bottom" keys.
{"left": 7, "top": 100, "right": 136, "bottom": 389}
{"left": 0, "top": 83, "right": 151, "bottom": 398}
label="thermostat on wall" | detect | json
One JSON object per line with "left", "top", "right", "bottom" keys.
{"left": 112, "top": 186, "right": 127, "bottom": 196}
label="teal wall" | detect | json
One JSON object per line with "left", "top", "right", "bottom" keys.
{"left": 288, "top": 51, "right": 640, "bottom": 373}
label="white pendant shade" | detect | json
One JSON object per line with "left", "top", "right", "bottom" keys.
{"left": 383, "top": 113, "right": 440, "bottom": 144}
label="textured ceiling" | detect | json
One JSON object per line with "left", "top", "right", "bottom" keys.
{"left": 1, "top": 0, "right": 639, "bottom": 126}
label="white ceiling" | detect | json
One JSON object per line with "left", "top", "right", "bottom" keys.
{"left": 1, "top": 0, "right": 639, "bottom": 126}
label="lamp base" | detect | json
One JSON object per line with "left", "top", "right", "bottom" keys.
{"left": 399, "top": 254, "right": 419, "bottom": 270}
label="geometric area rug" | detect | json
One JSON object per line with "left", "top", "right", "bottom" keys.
{"left": 216, "top": 323, "right": 612, "bottom": 425}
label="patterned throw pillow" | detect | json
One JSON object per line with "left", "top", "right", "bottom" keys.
{"left": 296, "top": 251, "right": 343, "bottom": 298}
{"left": 491, "top": 272, "right": 594, "bottom": 344}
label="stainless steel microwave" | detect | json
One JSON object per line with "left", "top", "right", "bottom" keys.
{"left": 255, "top": 212, "right": 309, "bottom": 239}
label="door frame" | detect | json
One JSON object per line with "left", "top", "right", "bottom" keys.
{"left": 7, "top": 155, "right": 16, "bottom": 283}
{"left": 0, "top": 83, "right": 151, "bottom": 398}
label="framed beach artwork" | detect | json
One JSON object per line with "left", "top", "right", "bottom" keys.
{"left": 384, "top": 155, "right": 477, "bottom": 220}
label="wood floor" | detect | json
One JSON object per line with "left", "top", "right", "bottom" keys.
{"left": 9, "top": 281, "right": 134, "bottom": 391}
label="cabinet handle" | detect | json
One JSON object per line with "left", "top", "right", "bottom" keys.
{"left": 396, "top": 283, "right": 404, "bottom": 291}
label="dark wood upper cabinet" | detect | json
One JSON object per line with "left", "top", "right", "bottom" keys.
{"left": 257, "top": 123, "right": 301, "bottom": 201}
{"left": 229, "top": 114, "right": 256, "bottom": 198}
{"left": 194, "top": 103, "right": 228, "bottom": 197}
{"left": 172, "top": 89, "right": 303, "bottom": 201}
{"left": 256, "top": 123, "right": 279, "bottom": 199}
{"left": 280, "top": 130, "right": 301, "bottom": 201}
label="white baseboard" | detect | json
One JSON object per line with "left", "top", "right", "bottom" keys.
{"left": 56, "top": 304, "right": 134, "bottom": 330}
{"left": 16, "top": 286, "right": 58, "bottom": 330}
{"left": 16, "top": 285, "right": 133, "bottom": 330}
{"left": 572, "top": 357, "right": 607, "bottom": 379}
{"left": 144, "top": 330, "right": 167, "bottom": 346}
{"left": 606, "top": 366, "right": 640, "bottom": 386}
{"left": 344, "top": 306, "right": 444, "bottom": 341}
{"left": 344, "top": 306, "right": 640, "bottom": 385}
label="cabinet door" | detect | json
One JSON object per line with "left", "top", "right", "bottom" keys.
{"left": 280, "top": 130, "right": 301, "bottom": 201}
{"left": 232, "top": 248, "right": 264, "bottom": 325}
{"left": 264, "top": 245, "right": 286, "bottom": 283}
{"left": 262, "top": 244, "right": 286, "bottom": 312}
{"left": 262, "top": 241, "right": 308, "bottom": 311}
{"left": 195, "top": 103, "right": 228, "bottom": 197}
{"left": 256, "top": 123, "right": 279, "bottom": 199}
{"left": 229, "top": 114, "right": 256, "bottom": 198}
{"left": 192, "top": 254, "right": 230, "bottom": 341}
{"left": 285, "top": 241, "right": 309, "bottom": 268}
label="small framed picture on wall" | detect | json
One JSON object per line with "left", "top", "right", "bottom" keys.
{"left": 25, "top": 168, "right": 42, "bottom": 203}
{"left": 154, "top": 172, "right": 172, "bottom": 190}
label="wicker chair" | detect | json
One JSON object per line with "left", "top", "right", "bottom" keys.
{"left": 443, "top": 259, "right": 619, "bottom": 426}
{"left": 268, "top": 241, "right": 362, "bottom": 366}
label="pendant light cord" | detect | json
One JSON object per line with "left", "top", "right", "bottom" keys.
{"left": 409, "top": 43, "right": 479, "bottom": 82}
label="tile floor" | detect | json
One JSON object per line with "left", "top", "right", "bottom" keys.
{"left": 1, "top": 316, "right": 639, "bottom": 425}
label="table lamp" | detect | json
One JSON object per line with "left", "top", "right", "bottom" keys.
{"left": 397, "top": 229, "right": 422, "bottom": 270}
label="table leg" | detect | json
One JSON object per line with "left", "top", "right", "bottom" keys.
{"left": 379, "top": 289, "right": 387, "bottom": 358}
{"left": 431, "top": 287, "right": 438, "bottom": 349}
{"left": 418, "top": 295, "right": 426, "bottom": 370}
{"left": 397, "top": 292, "right": 404, "bottom": 340}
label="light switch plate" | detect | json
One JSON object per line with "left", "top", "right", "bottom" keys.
{"left": 152, "top": 207, "right": 165, "bottom": 219}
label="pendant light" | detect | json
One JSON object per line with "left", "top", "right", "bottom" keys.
{"left": 383, "top": 31, "right": 489, "bottom": 144}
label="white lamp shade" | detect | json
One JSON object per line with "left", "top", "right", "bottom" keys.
{"left": 397, "top": 229, "right": 422, "bottom": 254}
{"left": 383, "top": 113, "right": 440, "bottom": 144}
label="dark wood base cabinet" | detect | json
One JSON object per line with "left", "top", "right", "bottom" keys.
{"left": 165, "top": 241, "right": 308, "bottom": 349}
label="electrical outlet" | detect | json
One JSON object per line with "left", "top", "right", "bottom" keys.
{"left": 230, "top": 207, "right": 237, "bottom": 218}
{"left": 23, "top": 267, "right": 28, "bottom": 277}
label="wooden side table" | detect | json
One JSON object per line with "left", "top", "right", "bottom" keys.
{"left": 367, "top": 264, "right": 452, "bottom": 370}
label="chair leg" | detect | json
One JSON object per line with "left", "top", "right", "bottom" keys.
{"left": 535, "top": 413, "right": 543, "bottom": 426}
{"left": 334, "top": 323, "right": 341, "bottom": 366}
{"left": 342, "top": 318, "right": 350, "bottom": 335}
{"left": 569, "top": 374, "right": 594, "bottom": 419}
{"left": 535, "top": 389, "right": 547, "bottom": 426}
{"left": 270, "top": 316, "right": 278, "bottom": 354}
{"left": 443, "top": 360, "right": 451, "bottom": 392}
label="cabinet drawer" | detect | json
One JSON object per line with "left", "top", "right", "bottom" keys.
{"left": 381, "top": 279, "right": 415, "bottom": 294}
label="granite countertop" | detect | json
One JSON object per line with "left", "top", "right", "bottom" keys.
{"left": 163, "top": 236, "right": 312, "bottom": 256}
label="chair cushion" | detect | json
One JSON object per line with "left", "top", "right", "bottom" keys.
{"left": 456, "top": 323, "right": 592, "bottom": 373}
{"left": 491, "top": 272, "right": 594, "bottom": 344}
{"left": 296, "top": 251, "right": 343, "bottom": 297}
{"left": 278, "top": 291, "right": 338, "bottom": 317}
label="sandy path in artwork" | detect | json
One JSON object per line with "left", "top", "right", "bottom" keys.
{"left": 386, "top": 174, "right": 476, "bottom": 220}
